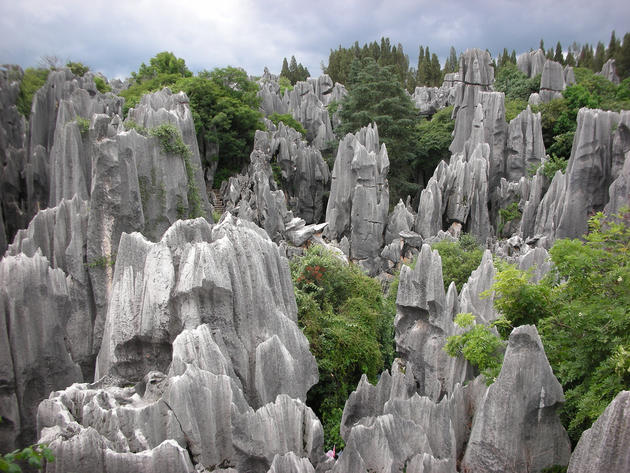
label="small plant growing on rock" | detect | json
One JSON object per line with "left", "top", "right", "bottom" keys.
{"left": 75, "top": 116, "right": 90, "bottom": 137}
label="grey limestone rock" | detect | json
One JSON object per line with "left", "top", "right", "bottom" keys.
{"left": 411, "top": 86, "right": 453, "bottom": 116}
{"left": 449, "top": 49, "right": 495, "bottom": 154}
{"left": 461, "top": 325, "right": 571, "bottom": 473}
{"left": 0, "top": 66, "right": 28, "bottom": 249}
{"left": 598, "top": 58, "right": 621, "bottom": 85}
{"left": 385, "top": 199, "right": 415, "bottom": 244}
{"left": 567, "top": 390, "right": 630, "bottom": 473}
{"left": 539, "top": 59, "right": 566, "bottom": 103}
{"left": 479, "top": 91, "right": 507, "bottom": 194}
{"left": 6, "top": 196, "right": 95, "bottom": 375}
{"left": 506, "top": 105, "right": 545, "bottom": 181}
{"left": 267, "top": 452, "right": 316, "bottom": 473}
{"left": 415, "top": 177, "right": 443, "bottom": 238}
{"left": 270, "top": 121, "right": 330, "bottom": 224}
{"left": 325, "top": 123, "right": 389, "bottom": 262}
{"left": 517, "top": 49, "right": 547, "bottom": 78}
{"left": 0, "top": 252, "right": 83, "bottom": 449}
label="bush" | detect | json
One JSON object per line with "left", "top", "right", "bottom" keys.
{"left": 494, "top": 63, "right": 540, "bottom": 101}
{"left": 291, "top": 245, "right": 394, "bottom": 450}
{"left": 497, "top": 202, "right": 522, "bottom": 235}
{"left": 66, "top": 61, "right": 89, "bottom": 77}
{"left": 75, "top": 116, "right": 90, "bottom": 137}
{"left": 268, "top": 112, "right": 307, "bottom": 136}
{"left": 0, "top": 439, "right": 54, "bottom": 472}
{"left": 94, "top": 76, "right": 111, "bottom": 93}
{"left": 431, "top": 234, "right": 484, "bottom": 292}
{"left": 17, "top": 68, "right": 50, "bottom": 118}
{"left": 444, "top": 313, "right": 505, "bottom": 384}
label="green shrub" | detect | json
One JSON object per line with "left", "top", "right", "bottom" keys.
{"left": 148, "top": 124, "right": 203, "bottom": 219}
{"left": 17, "top": 68, "right": 50, "bottom": 118}
{"left": 66, "top": 61, "right": 89, "bottom": 77}
{"left": 504, "top": 98, "right": 529, "bottom": 122}
{"left": 497, "top": 202, "right": 522, "bottom": 235}
{"left": 94, "top": 76, "right": 111, "bottom": 93}
{"left": 123, "top": 120, "right": 148, "bottom": 136}
{"left": 431, "top": 234, "right": 484, "bottom": 292}
{"left": 278, "top": 76, "right": 293, "bottom": 94}
{"left": 268, "top": 112, "right": 307, "bottom": 136}
{"left": 75, "top": 116, "right": 90, "bottom": 137}
{"left": 291, "top": 245, "right": 394, "bottom": 450}
{"left": 494, "top": 63, "right": 540, "bottom": 101}
{"left": 0, "top": 439, "right": 54, "bottom": 472}
{"left": 444, "top": 313, "right": 506, "bottom": 384}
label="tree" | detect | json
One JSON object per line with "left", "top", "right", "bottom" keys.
{"left": 617, "top": 33, "right": 630, "bottom": 79}
{"left": 594, "top": 41, "right": 606, "bottom": 72}
{"left": 444, "top": 46, "right": 458, "bottom": 73}
{"left": 339, "top": 57, "right": 421, "bottom": 202}
{"left": 280, "top": 57, "right": 290, "bottom": 78}
{"left": 131, "top": 51, "right": 192, "bottom": 83}
{"left": 554, "top": 42, "right": 564, "bottom": 64}
{"left": 607, "top": 30, "right": 621, "bottom": 60}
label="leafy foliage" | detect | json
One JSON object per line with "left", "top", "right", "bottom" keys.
{"left": 66, "top": 61, "right": 89, "bottom": 77}
{"left": 291, "top": 246, "right": 395, "bottom": 450}
{"left": 0, "top": 439, "right": 54, "bottom": 472}
{"left": 497, "top": 202, "right": 522, "bottom": 235}
{"left": 444, "top": 313, "right": 506, "bottom": 384}
{"left": 148, "top": 124, "right": 203, "bottom": 219}
{"left": 94, "top": 76, "right": 111, "bottom": 93}
{"left": 17, "top": 68, "right": 50, "bottom": 118}
{"left": 339, "top": 57, "right": 420, "bottom": 203}
{"left": 75, "top": 116, "right": 90, "bottom": 137}
{"left": 431, "top": 234, "right": 484, "bottom": 292}
{"left": 132, "top": 51, "right": 191, "bottom": 83}
{"left": 414, "top": 106, "right": 454, "bottom": 183}
{"left": 490, "top": 210, "right": 630, "bottom": 443}
{"left": 268, "top": 112, "right": 307, "bottom": 136}
{"left": 494, "top": 63, "right": 540, "bottom": 101}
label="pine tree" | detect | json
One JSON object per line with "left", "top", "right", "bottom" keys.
{"left": 554, "top": 42, "right": 564, "bottom": 64}
{"left": 607, "top": 30, "right": 621, "bottom": 60}
{"left": 280, "top": 57, "right": 290, "bottom": 79}
{"left": 594, "top": 41, "right": 606, "bottom": 71}
{"left": 565, "top": 51, "right": 576, "bottom": 67}
{"left": 616, "top": 32, "right": 630, "bottom": 79}
{"left": 539, "top": 38, "right": 545, "bottom": 51}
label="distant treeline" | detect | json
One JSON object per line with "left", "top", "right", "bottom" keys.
{"left": 317, "top": 31, "right": 630, "bottom": 91}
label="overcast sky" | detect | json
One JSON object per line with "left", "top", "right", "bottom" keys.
{"left": 1, "top": 0, "right": 628, "bottom": 80}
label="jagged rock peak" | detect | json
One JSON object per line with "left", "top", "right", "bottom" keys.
{"left": 539, "top": 59, "right": 566, "bottom": 103}
{"left": 506, "top": 105, "right": 545, "bottom": 181}
{"left": 325, "top": 123, "right": 389, "bottom": 263}
{"left": 459, "top": 48, "right": 495, "bottom": 86}
{"left": 598, "top": 58, "right": 621, "bottom": 85}
{"left": 461, "top": 325, "right": 571, "bottom": 473}
{"left": 517, "top": 49, "right": 546, "bottom": 78}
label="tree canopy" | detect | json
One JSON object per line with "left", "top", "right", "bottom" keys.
{"left": 280, "top": 55, "right": 310, "bottom": 85}
{"left": 338, "top": 57, "right": 421, "bottom": 202}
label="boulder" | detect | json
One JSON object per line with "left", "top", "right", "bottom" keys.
{"left": 539, "top": 59, "right": 566, "bottom": 103}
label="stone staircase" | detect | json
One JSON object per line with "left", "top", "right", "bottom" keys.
{"left": 211, "top": 189, "right": 225, "bottom": 215}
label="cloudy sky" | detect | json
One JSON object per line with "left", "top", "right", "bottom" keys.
{"left": 1, "top": 0, "right": 628, "bottom": 80}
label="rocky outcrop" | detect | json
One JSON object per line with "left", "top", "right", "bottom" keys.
{"left": 0, "top": 252, "right": 83, "bottom": 449}
{"left": 36, "top": 215, "right": 322, "bottom": 472}
{"left": 336, "top": 247, "right": 570, "bottom": 473}
{"left": 598, "top": 58, "right": 621, "bottom": 85}
{"left": 411, "top": 86, "right": 454, "bottom": 116}
{"left": 539, "top": 59, "right": 566, "bottom": 103}
{"left": 505, "top": 105, "right": 545, "bottom": 181}
{"left": 27, "top": 68, "right": 123, "bottom": 217}
{"left": 567, "top": 390, "right": 630, "bottom": 473}
{"left": 270, "top": 121, "right": 330, "bottom": 223}
{"left": 517, "top": 49, "right": 546, "bottom": 78}
{"left": 5, "top": 196, "right": 95, "bottom": 375}
{"left": 461, "top": 325, "right": 571, "bottom": 473}
{"left": 257, "top": 73, "right": 346, "bottom": 149}
{"left": 449, "top": 49, "right": 495, "bottom": 154}
{"left": 0, "top": 66, "right": 28, "bottom": 252}
{"left": 325, "top": 123, "right": 389, "bottom": 263}
{"left": 221, "top": 126, "right": 299, "bottom": 241}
